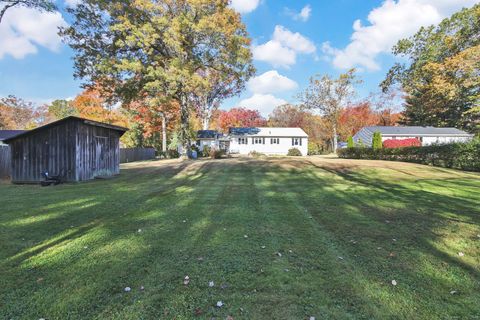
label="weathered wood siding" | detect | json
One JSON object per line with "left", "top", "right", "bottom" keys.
{"left": 75, "top": 121, "right": 122, "bottom": 181}
{"left": 120, "top": 148, "right": 156, "bottom": 163}
{"left": 9, "top": 121, "right": 76, "bottom": 183}
{"left": 8, "top": 118, "right": 124, "bottom": 183}
{"left": 0, "top": 146, "right": 11, "bottom": 179}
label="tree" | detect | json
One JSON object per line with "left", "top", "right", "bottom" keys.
{"left": 372, "top": 131, "right": 382, "bottom": 150}
{"left": 194, "top": 69, "right": 253, "bottom": 130}
{"left": 215, "top": 107, "right": 266, "bottom": 132}
{"left": 382, "top": 4, "right": 480, "bottom": 132}
{"left": 71, "top": 88, "right": 127, "bottom": 127}
{"left": 61, "top": 0, "right": 254, "bottom": 156}
{"left": 347, "top": 136, "right": 354, "bottom": 148}
{"left": 338, "top": 102, "right": 378, "bottom": 140}
{"left": 47, "top": 99, "right": 78, "bottom": 120}
{"left": 0, "top": 0, "right": 56, "bottom": 23}
{"left": 268, "top": 104, "right": 310, "bottom": 128}
{"left": 0, "top": 95, "right": 47, "bottom": 129}
{"left": 299, "top": 69, "right": 361, "bottom": 151}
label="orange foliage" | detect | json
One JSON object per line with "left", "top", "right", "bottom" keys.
{"left": 71, "top": 88, "right": 128, "bottom": 127}
{"left": 214, "top": 107, "right": 266, "bottom": 132}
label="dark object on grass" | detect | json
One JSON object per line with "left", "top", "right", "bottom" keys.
{"left": 40, "top": 170, "right": 64, "bottom": 186}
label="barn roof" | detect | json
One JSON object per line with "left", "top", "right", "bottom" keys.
{"left": 3, "top": 116, "right": 128, "bottom": 143}
{"left": 229, "top": 127, "right": 308, "bottom": 137}
{"left": 197, "top": 130, "right": 220, "bottom": 139}
{"left": 0, "top": 130, "right": 28, "bottom": 141}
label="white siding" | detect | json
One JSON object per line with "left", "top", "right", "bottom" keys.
{"left": 229, "top": 136, "right": 308, "bottom": 156}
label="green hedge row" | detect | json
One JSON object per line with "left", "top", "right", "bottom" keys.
{"left": 337, "top": 140, "right": 480, "bottom": 172}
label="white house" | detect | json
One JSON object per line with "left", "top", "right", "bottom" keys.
{"left": 353, "top": 126, "right": 474, "bottom": 147}
{"left": 196, "top": 127, "right": 309, "bottom": 156}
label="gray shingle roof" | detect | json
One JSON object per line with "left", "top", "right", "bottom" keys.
{"left": 353, "top": 126, "right": 473, "bottom": 147}
{"left": 0, "top": 130, "right": 27, "bottom": 141}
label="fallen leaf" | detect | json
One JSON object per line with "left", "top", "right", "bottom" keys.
{"left": 209, "top": 281, "right": 215, "bottom": 287}
{"left": 36, "top": 277, "right": 44, "bottom": 283}
{"left": 140, "top": 286, "right": 145, "bottom": 291}
{"left": 391, "top": 280, "right": 397, "bottom": 286}
{"left": 137, "top": 229, "right": 142, "bottom": 233}
{"left": 276, "top": 252, "right": 282, "bottom": 257}
{"left": 389, "top": 252, "right": 396, "bottom": 257}
{"left": 338, "top": 256, "right": 344, "bottom": 260}
{"left": 226, "top": 316, "right": 234, "bottom": 320}
{"left": 310, "top": 317, "right": 316, "bottom": 320}
{"left": 458, "top": 252, "right": 465, "bottom": 257}
{"left": 184, "top": 276, "right": 190, "bottom": 285}
{"left": 124, "top": 287, "right": 131, "bottom": 292}
{"left": 194, "top": 308, "right": 203, "bottom": 316}
{"left": 261, "top": 245, "right": 266, "bottom": 249}
{"left": 450, "top": 290, "right": 457, "bottom": 295}
{"left": 216, "top": 301, "right": 224, "bottom": 308}
{"left": 244, "top": 235, "right": 248, "bottom": 238}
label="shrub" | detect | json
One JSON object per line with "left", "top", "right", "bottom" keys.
{"left": 383, "top": 138, "right": 421, "bottom": 148}
{"left": 210, "top": 148, "right": 224, "bottom": 159}
{"left": 372, "top": 131, "right": 383, "bottom": 150}
{"left": 201, "top": 145, "right": 211, "bottom": 157}
{"left": 167, "top": 149, "right": 180, "bottom": 159}
{"left": 287, "top": 148, "right": 302, "bottom": 156}
{"left": 347, "top": 136, "right": 354, "bottom": 148}
{"left": 337, "top": 140, "right": 480, "bottom": 172}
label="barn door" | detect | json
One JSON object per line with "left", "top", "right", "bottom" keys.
{"left": 94, "top": 136, "right": 108, "bottom": 175}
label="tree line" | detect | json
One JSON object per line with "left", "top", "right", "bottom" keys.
{"left": 0, "top": 1, "right": 478, "bottom": 155}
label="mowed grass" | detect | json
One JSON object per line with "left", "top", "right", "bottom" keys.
{"left": 0, "top": 156, "right": 479, "bottom": 319}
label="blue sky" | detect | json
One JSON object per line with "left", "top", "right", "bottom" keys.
{"left": 0, "top": 0, "right": 477, "bottom": 115}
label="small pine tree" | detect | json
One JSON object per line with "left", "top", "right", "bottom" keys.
{"left": 347, "top": 136, "right": 354, "bottom": 148}
{"left": 372, "top": 131, "right": 383, "bottom": 150}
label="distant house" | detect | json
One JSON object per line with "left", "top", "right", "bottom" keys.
{"left": 353, "top": 126, "right": 474, "bottom": 147}
{"left": 3, "top": 117, "right": 128, "bottom": 183}
{"left": 0, "top": 130, "right": 27, "bottom": 146}
{"left": 196, "top": 127, "right": 309, "bottom": 156}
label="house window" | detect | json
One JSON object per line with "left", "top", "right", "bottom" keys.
{"left": 292, "top": 138, "right": 302, "bottom": 146}
{"left": 253, "top": 137, "right": 264, "bottom": 144}
{"left": 271, "top": 138, "right": 279, "bottom": 144}
{"left": 238, "top": 137, "right": 247, "bottom": 145}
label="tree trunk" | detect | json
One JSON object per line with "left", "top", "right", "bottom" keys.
{"left": 332, "top": 125, "right": 338, "bottom": 152}
{"left": 160, "top": 112, "right": 167, "bottom": 153}
{"left": 179, "top": 97, "right": 190, "bottom": 158}
{"left": 202, "top": 117, "right": 209, "bottom": 130}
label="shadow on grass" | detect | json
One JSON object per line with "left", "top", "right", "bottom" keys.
{"left": 0, "top": 158, "right": 479, "bottom": 319}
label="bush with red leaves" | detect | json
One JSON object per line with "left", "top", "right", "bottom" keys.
{"left": 383, "top": 138, "right": 422, "bottom": 148}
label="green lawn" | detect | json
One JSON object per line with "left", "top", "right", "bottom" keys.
{"left": 1, "top": 156, "right": 479, "bottom": 319}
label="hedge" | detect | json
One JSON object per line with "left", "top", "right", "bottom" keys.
{"left": 337, "top": 140, "right": 480, "bottom": 172}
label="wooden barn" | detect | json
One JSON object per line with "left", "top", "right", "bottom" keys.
{"left": 4, "top": 117, "right": 128, "bottom": 183}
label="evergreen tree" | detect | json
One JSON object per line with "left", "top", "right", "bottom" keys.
{"left": 372, "top": 131, "right": 383, "bottom": 150}
{"left": 347, "top": 136, "right": 354, "bottom": 148}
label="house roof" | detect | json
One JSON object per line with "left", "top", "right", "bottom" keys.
{"left": 0, "top": 130, "right": 28, "bottom": 141}
{"left": 362, "top": 126, "right": 473, "bottom": 136}
{"left": 353, "top": 126, "right": 473, "bottom": 147}
{"left": 197, "top": 130, "right": 220, "bottom": 139}
{"left": 229, "top": 127, "right": 308, "bottom": 137}
{"left": 3, "top": 116, "right": 128, "bottom": 143}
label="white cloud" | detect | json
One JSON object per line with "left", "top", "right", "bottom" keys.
{"left": 252, "top": 41, "right": 296, "bottom": 68}
{"left": 239, "top": 94, "right": 287, "bottom": 116}
{"left": 247, "top": 70, "right": 298, "bottom": 94}
{"left": 322, "top": 0, "right": 478, "bottom": 71}
{"left": 286, "top": 5, "right": 312, "bottom": 22}
{"left": 0, "top": 7, "right": 67, "bottom": 59}
{"left": 64, "top": 0, "right": 82, "bottom": 7}
{"left": 230, "top": 0, "right": 260, "bottom": 14}
{"left": 253, "top": 25, "right": 316, "bottom": 68}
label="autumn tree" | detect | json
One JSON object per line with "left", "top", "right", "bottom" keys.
{"left": 0, "top": 0, "right": 56, "bottom": 23}
{"left": 47, "top": 99, "right": 78, "bottom": 120}
{"left": 0, "top": 95, "right": 47, "bottom": 129}
{"left": 61, "top": 0, "right": 254, "bottom": 156}
{"left": 299, "top": 69, "right": 361, "bottom": 151}
{"left": 338, "top": 102, "right": 378, "bottom": 140}
{"left": 214, "top": 107, "right": 266, "bottom": 132}
{"left": 71, "top": 88, "right": 127, "bottom": 127}
{"left": 382, "top": 4, "right": 480, "bottom": 132}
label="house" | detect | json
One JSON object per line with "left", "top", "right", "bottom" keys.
{"left": 196, "top": 127, "right": 309, "bottom": 156}
{"left": 0, "top": 130, "right": 27, "bottom": 146}
{"left": 353, "top": 126, "right": 474, "bottom": 147}
{"left": 3, "top": 116, "right": 128, "bottom": 183}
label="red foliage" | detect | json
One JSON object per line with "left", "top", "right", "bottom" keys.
{"left": 339, "top": 102, "right": 379, "bottom": 139}
{"left": 215, "top": 107, "right": 266, "bottom": 132}
{"left": 383, "top": 138, "right": 422, "bottom": 148}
